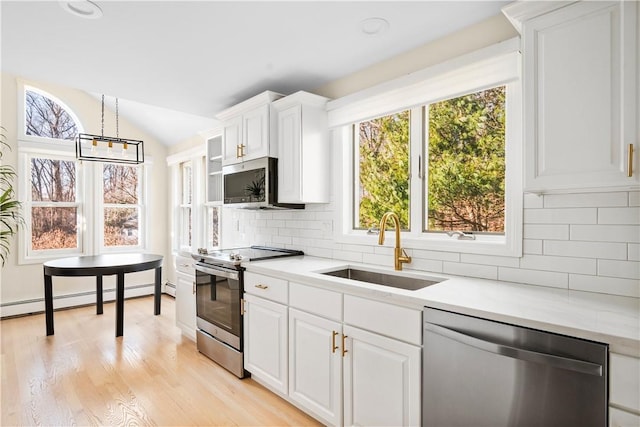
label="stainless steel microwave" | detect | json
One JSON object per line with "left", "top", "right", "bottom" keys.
{"left": 222, "top": 157, "right": 303, "bottom": 209}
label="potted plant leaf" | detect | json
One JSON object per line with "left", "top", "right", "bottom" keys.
{"left": 245, "top": 176, "right": 265, "bottom": 201}
{"left": 0, "top": 126, "right": 24, "bottom": 265}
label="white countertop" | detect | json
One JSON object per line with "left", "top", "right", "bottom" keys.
{"left": 245, "top": 255, "right": 640, "bottom": 357}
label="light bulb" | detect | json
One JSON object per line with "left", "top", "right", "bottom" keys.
{"left": 91, "top": 139, "right": 97, "bottom": 153}
{"left": 122, "top": 142, "right": 128, "bottom": 158}
{"left": 107, "top": 141, "right": 113, "bottom": 156}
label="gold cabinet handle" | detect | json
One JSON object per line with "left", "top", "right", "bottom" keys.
{"left": 236, "top": 143, "right": 245, "bottom": 158}
{"left": 629, "top": 144, "right": 634, "bottom": 178}
{"left": 240, "top": 298, "right": 246, "bottom": 315}
{"left": 192, "top": 281, "right": 196, "bottom": 294}
{"left": 254, "top": 284, "right": 269, "bottom": 290}
{"left": 342, "top": 334, "right": 348, "bottom": 357}
{"left": 332, "top": 331, "right": 339, "bottom": 353}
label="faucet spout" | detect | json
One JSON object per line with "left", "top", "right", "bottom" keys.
{"left": 378, "top": 212, "right": 411, "bottom": 270}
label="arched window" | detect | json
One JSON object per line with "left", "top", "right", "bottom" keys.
{"left": 24, "top": 87, "right": 81, "bottom": 140}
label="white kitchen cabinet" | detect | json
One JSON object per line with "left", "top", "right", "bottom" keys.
{"left": 175, "top": 256, "right": 196, "bottom": 340}
{"left": 216, "top": 91, "right": 284, "bottom": 166}
{"left": 289, "top": 308, "right": 342, "bottom": 426}
{"left": 610, "top": 407, "right": 640, "bottom": 427}
{"left": 343, "top": 325, "right": 421, "bottom": 427}
{"left": 243, "top": 293, "right": 288, "bottom": 394}
{"left": 610, "top": 352, "right": 640, "bottom": 424}
{"left": 206, "top": 134, "right": 223, "bottom": 203}
{"left": 273, "top": 91, "right": 330, "bottom": 204}
{"left": 504, "top": 0, "right": 639, "bottom": 192}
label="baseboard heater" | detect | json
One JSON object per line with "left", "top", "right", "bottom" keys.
{"left": 0, "top": 283, "right": 165, "bottom": 319}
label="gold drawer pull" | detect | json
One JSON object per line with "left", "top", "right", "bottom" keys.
{"left": 254, "top": 284, "right": 269, "bottom": 290}
{"left": 332, "top": 331, "right": 339, "bottom": 353}
{"left": 342, "top": 334, "right": 348, "bottom": 357}
{"left": 629, "top": 144, "right": 634, "bottom": 178}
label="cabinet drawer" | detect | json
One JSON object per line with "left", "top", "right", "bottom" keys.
{"left": 610, "top": 353, "right": 640, "bottom": 413}
{"left": 176, "top": 256, "right": 195, "bottom": 275}
{"left": 344, "top": 295, "right": 422, "bottom": 345}
{"left": 289, "top": 282, "right": 342, "bottom": 321}
{"left": 244, "top": 272, "right": 288, "bottom": 304}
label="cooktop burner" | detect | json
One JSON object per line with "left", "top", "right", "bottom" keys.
{"left": 193, "top": 246, "right": 304, "bottom": 267}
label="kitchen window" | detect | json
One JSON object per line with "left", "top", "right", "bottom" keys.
{"left": 333, "top": 41, "right": 522, "bottom": 256}
{"left": 179, "top": 160, "right": 193, "bottom": 251}
{"left": 18, "top": 84, "right": 148, "bottom": 263}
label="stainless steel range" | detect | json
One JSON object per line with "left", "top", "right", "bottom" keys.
{"left": 192, "top": 246, "right": 303, "bottom": 378}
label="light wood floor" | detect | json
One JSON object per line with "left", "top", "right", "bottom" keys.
{"left": 1, "top": 295, "right": 322, "bottom": 426}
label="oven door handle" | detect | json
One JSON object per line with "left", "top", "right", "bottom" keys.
{"left": 195, "top": 263, "right": 240, "bottom": 281}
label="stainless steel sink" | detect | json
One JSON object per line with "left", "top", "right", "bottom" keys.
{"left": 321, "top": 267, "right": 443, "bottom": 291}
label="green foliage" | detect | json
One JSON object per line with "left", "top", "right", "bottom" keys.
{"left": 0, "top": 126, "right": 24, "bottom": 265}
{"left": 357, "top": 111, "right": 410, "bottom": 230}
{"left": 428, "top": 86, "right": 506, "bottom": 232}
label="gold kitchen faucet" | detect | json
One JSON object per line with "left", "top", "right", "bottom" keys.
{"left": 378, "top": 212, "right": 412, "bottom": 271}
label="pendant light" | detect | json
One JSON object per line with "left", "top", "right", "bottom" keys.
{"left": 76, "top": 95, "right": 144, "bottom": 164}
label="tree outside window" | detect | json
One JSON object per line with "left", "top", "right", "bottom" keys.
{"left": 103, "top": 164, "right": 140, "bottom": 246}
{"left": 354, "top": 86, "right": 506, "bottom": 235}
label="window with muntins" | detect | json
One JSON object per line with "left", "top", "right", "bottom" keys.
{"left": 336, "top": 44, "right": 522, "bottom": 256}
{"left": 19, "top": 85, "right": 147, "bottom": 262}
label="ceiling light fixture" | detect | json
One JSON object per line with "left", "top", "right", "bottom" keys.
{"left": 76, "top": 95, "right": 144, "bottom": 164}
{"left": 359, "top": 17, "right": 390, "bottom": 36}
{"left": 59, "top": 0, "right": 103, "bottom": 20}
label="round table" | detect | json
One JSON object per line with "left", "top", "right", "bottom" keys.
{"left": 43, "top": 253, "right": 163, "bottom": 337}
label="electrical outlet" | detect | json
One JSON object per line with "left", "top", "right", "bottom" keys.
{"left": 321, "top": 220, "right": 333, "bottom": 233}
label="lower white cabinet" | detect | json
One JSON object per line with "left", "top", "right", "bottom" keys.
{"left": 243, "top": 272, "right": 422, "bottom": 427}
{"left": 289, "top": 308, "right": 342, "bottom": 426}
{"left": 175, "top": 271, "right": 196, "bottom": 340}
{"left": 343, "top": 325, "right": 421, "bottom": 427}
{"left": 243, "top": 293, "right": 288, "bottom": 394}
{"left": 610, "top": 406, "right": 640, "bottom": 427}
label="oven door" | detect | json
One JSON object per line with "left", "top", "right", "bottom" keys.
{"left": 194, "top": 262, "right": 242, "bottom": 350}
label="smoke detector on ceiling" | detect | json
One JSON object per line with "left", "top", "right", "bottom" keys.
{"left": 59, "top": 1, "right": 103, "bottom": 19}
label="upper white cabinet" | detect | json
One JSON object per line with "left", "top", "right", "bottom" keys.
{"left": 272, "top": 91, "right": 331, "bottom": 204}
{"left": 206, "top": 134, "right": 223, "bottom": 203}
{"left": 216, "top": 91, "right": 284, "bottom": 166}
{"left": 503, "top": 0, "right": 639, "bottom": 192}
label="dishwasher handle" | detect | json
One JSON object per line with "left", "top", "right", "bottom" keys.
{"left": 424, "top": 322, "right": 603, "bottom": 377}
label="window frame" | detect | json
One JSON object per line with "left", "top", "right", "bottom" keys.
{"left": 331, "top": 40, "right": 523, "bottom": 257}
{"left": 95, "top": 162, "right": 147, "bottom": 253}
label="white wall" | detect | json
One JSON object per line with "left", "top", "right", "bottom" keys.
{"left": 0, "top": 73, "right": 170, "bottom": 316}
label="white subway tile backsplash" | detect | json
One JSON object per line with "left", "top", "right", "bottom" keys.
{"left": 523, "top": 224, "right": 569, "bottom": 240}
{"left": 543, "top": 192, "right": 628, "bottom": 208}
{"left": 524, "top": 208, "right": 597, "bottom": 224}
{"left": 524, "top": 193, "right": 544, "bottom": 208}
{"left": 571, "top": 225, "right": 640, "bottom": 243}
{"left": 332, "top": 250, "right": 363, "bottom": 263}
{"left": 598, "top": 260, "right": 640, "bottom": 280}
{"left": 569, "top": 274, "right": 640, "bottom": 298}
{"left": 411, "top": 249, "right": 460, "bottom": 262}
{"left": 499, "top": 267, "right": 568, "bottom": 289}
{"left": 598, "top": 207, "right": 640, "bottom": 225}
{"left": 544, "top": 240, "right": 627, "bottom": 260}
{"left": 443, "top": 262, "right": 498, "bottom": 280}
{"left": 406, "top": 258, "right": 444, "bottom": 273}
{"left": 523, "top": 239, "right": 543, "bottom": 254}
{"left": 225, "top": 191, "right": 639, "bottom": 298}
{"left": 519, "top": 254, "right": 596, "bottom": 275}
{"left": 460, "top": 253, "right": 520, "bottom": 268}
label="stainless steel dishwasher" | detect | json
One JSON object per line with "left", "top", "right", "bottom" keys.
{"left": 423, "top": 307, "right": 608, "bottom": 427}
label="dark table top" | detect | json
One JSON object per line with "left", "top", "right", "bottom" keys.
{"left": 43, "top": 253, "right": 163, "bottom": 277}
